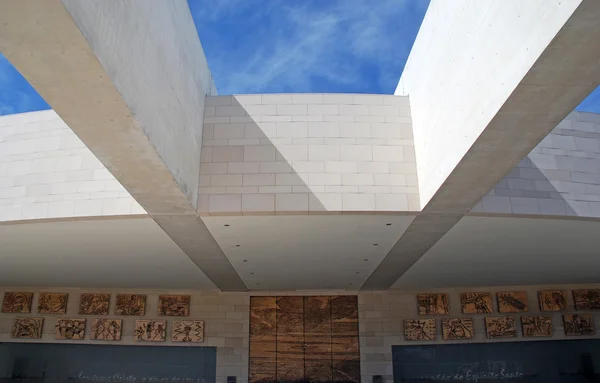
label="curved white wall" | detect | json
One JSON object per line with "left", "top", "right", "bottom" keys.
{"left": 398, "top": 0, "right": 583, "bottom": 208}
{"left": 199, "top": 94, "right": 418, "bottom": 215}
{"left": 0, "top": 110, "right": 145, "bottom": 221}
{"left": 473, "top": 111, "right": 600, "bottom": 217}
{"left": 4, "top": 105, "right": 598, "bottom": 221}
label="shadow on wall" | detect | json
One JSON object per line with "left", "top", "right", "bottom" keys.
{"left": 472, "top": 112, "right": 600, "bottom": 218}
{"left": 199, "top": 95, "right": 327, "bottom": 215}
{"left": 198, "top": 94, "right": 418, "bottom": 216}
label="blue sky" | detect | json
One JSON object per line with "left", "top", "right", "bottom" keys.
{"left": 0, "top": 0, "right": 598, "bottom": 115}
{"left": 188, "top": 0, "right": 429, "bottom": 94}
{"left": 576, "top": 87, "right": 600, "bottom": 113}
{"left": 0, "top": 55, "right": 49, "bottom": 115}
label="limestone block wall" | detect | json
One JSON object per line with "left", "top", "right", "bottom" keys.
{"left": 360, "top": 283, "right": 600, "bottom": 383}
{"left": 62, "top": 0, "right": 216, "bottom": 206}
{"left": 396, "top": 0, "right": 583, "bottom": 208}
{"left": 0, "top": 288, "right": 249, "bottom": 383}
{"left": 198, "top": 94, "right": 419, "bottom": 215}
{"left": 0, "top": 111, "right": 146, "bottom": 221}
{"left": 2, "top": 285, "right": 598, "bottom": 383}
{"left": 473, "top": 112, "right": 600, "bottom": 217}
{"left": 0, "top": 287, "right": 353, "bottom": 383}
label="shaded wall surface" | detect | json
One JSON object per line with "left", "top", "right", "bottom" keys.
{"left": 474, "top": 112, "right": 600, "bottom": 217}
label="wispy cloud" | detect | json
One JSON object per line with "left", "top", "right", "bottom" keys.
{"left": 0, "top": 53, "right": 49, "bottom": 116}
{"left": 188, "top": 0, "right": 429, "bottom": 94}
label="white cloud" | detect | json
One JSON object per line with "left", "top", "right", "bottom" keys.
{"left": 191, "top": 0, "right": 429, "bottom": 94}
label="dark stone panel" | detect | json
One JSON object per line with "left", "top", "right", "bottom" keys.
{"left": 393, "top": 340, "right": 600, "bottom": 383}
{"left": 0, "top": 343, "right": 216, "bottom": 383}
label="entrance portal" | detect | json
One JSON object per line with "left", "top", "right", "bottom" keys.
{"left": 249, "top": 296, "right": 360, "bottom": 383}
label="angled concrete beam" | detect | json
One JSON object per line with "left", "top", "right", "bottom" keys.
{"left": 0, "top": 0, "right": 246, "bottom": 290}
{"left": 364, "top": 0, "right": 600, "bottom": 289}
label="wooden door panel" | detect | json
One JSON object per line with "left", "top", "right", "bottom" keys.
{"left": 331, "top": 296, "right": 360, "bottom": 383}
{"left": 249, "top": 295, "right": 360, "bottom": 383}
{"left": 249, "top": 297, "right": 277, "bottom": 383}
{"left": 276, "top": 296, "right": 304, "bottom": 383}
{"left": 304, "top": 296, "right": 332, "bottom": 382}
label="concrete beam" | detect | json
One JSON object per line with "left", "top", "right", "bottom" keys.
{"left": 364, "top": 0, "right": 600, "bottom": 289}
{"left": 0, "top": 0, "right": 246, "bottom": 290}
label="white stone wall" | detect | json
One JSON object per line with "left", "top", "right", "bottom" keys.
{"left": 62, "top": 0, "right": 215, "bottom": 207}
{"left": 1, "top": 285, "right": 598, "bottom": 383}
{"left": 360, "top": 284, "right": 600, "bottom": 383}
{"left": 0, "top": 288, "right": 248, "bottom": 383}
{"left": 199, "top": 94, "right": 418, "bottom": 215}
{"left": 0, "top": 111, "right": 146, "bottom": 221}
{"left": 397, "top": 0, "right": 583, "bottom": 208}
{"left": 0, "top": 288, "right": 353, "bottom": 383}
{"left": 473, "top": 112, "right": 600, "bottom": 217}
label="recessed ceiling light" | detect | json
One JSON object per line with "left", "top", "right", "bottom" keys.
{"left": 373, "top": 243, "right": 378, "bottom": 246}
{"left": 364, "top": 258, "right": 368, "bottom": 261}
{"left": 256, "top": 283, "right": 260, "bottom": 286}
{"left": 386, "top": 223, "right": 392, "bottom": 226}
{"left": 224, "top": 224, "right": 230, "bottom": 227}
{"left": 235, "top": 244, "right": 241, "bottom": 247}
{"left": 356, "top": 272, "right": 360, "bottom": 275}
{"left": 243, "top": 260, "right": 247, "bottom": 262}
{"left": 250, "top": 272, "right": 254, "bottom": 275}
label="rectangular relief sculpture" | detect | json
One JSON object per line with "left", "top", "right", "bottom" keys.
{"left": 12, "top": 317, "right": 43, "bottom": 339}
{"left": 56, "top": 318, "right": 86, "bottom": 340}
{"left": 573, "top": 289, "right": 600, "bottom": 310}
{"left": 461, "top": 292, "right": 493, "bottom": 314}
{"left": 404, "top": 319, "right": 436, "bottom": 341}
{"left": 564, "top": 314, "right": 595, "bottom": 336}
{"left": 172, "top": 320, "right": 204, "bottom": 342}
{"left": 2, "top": 292, "right": 33, "bottom": 313}
{"left": 417, "top": 293, "right": 449, "bottom": 315}
{"left": 158, "top": 295, "right": 190, "bottom": 317}
{"left": 38, "top": 292, "right": 68, "bottom": 314}
{"left": 90, "top": 319, "right": 123, "bottom": 341}
{"left": 485, "top": 317, "right": 517, "bottom": 339}
{"left": 79, "top": 293, "right": 110, "bottom": 315}
{"left": 442, "top": 318, "right": 474, "bottom": 340}
{"left": 521, "top": 316, "right": 552, "bottom": 337}
{"left": 497, "top": 291, "right": 528, "bottom": 313}
{"left": 539, "top": 290, "right": 568, "bottom": 312}
{"left": 115, "top": 294, "right": 146, "bottom": 316}
{"left": 134, "top": 320, "right": 167, "bottom": 342}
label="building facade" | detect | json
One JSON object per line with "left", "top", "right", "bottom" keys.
{"left": 1, "top": 1, "right": 600, "bottom": 382}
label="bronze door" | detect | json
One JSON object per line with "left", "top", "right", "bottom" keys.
{"left": 277, "top": 296, "right": 305, "bottom": 382}
{"left": 249, "top": 295, "right": 360, "bottom": 383}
